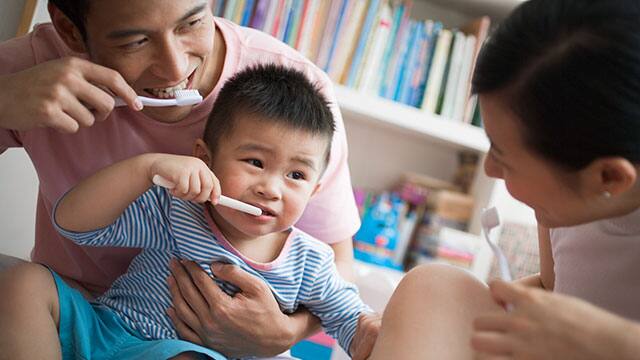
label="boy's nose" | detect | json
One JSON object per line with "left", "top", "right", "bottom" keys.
{"left": 254, "top": 178, "right": 282, "bottom": 200}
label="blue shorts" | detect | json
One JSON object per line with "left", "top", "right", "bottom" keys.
{"left": 49, "top": 269, "right": 226, "bottom": 360}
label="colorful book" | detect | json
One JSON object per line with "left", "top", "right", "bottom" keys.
{"left": 262, "top": 0, "right": 281, "bottom": 33}
{"left": 233, "top": 0, "right": 246, "bottom": 24}
{"left": 249, "top": 0, "right": 270, "bottom": 30}
{"left": 240, "top": 0, "right": 255, "bottom": 26}
{"left": 329, "top": 0, "right": 369, "bottom": 83}
{"left": 357, "top": 1, "right": 392, "bottom": 94}
{"left": 294, "top": 0, "right": 316, "bottom": 50}
{"left": 396, "top": 21, "right": 422, "bottom": 104}
{"left": 223, "top": 0, "right": 237, "bottom": 19}
{"left": 461, "top": 16, "right": 491, "bottom": 123}
{"left": 451, "top": 35, "right": 477, "bottom": 122}
{"left": 344, "top": 0, "right": 382, "bottom": 87}
{"left": 283, "top": 0, "right": 303, "bottom": 45}
{"left": 378, "top": 1, "right": 410, "bottom": 98}
{"left": 420, "top": 27, "right": 453, "bottom": 112}
{"left": 315, "top": 0, "right": 345, "bottom": 69}
{"left": 304, "top": 0, "right": 331, "bottom": 61}
{"left": 440, "top": 31, "right": 466, "bottom": 119}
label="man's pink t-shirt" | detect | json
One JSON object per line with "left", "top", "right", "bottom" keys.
{"left": 0, "top": 18, "right": 360, "bottom": 294}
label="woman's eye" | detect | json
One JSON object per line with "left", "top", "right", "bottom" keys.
{"left": 188, "top": 18, "right": 203, "bottom": 27}
{"left": 288, "top": 171, "right": 305, "bottom": 180}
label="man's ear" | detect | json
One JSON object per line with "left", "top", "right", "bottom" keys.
{"left": 311, "top": 183, "right": 322, "bottom": 198}
{"left": 48, "top": 2, "right": 87, "bottom": 53}
{"left": 581, "top": 157, "right": 637, "bottom": 197}
{"left": 193, "top": 139, "right": 213, "bottom": 167}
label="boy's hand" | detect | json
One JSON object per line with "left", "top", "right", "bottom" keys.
{"left": 350, "top": 312, "right": 382, "bottom": 360}
{"left": 472, "top": 280, "right": 640, "bottom": 359}
{"left": 149, "top": 155, "right": 221, "bottom": 203}
{"left": 0, "top": 57, "right": 141, "bottom": 133}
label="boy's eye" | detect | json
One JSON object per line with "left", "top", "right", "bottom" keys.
{"left": 246, "top": 159, "right": 263, "bottom": 168}
{"left": 288, "top": 171, "right": 306, "bottom": 180}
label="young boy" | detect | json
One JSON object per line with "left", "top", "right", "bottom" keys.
{"left": 1, "top": 64, "right": 374, "bottom": 359}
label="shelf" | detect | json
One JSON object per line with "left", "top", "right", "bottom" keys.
{"left": 334, "top": 85, "right": 490, "bottom": 153}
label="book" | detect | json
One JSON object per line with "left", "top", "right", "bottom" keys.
{"left": 380, "top": 3, "right": 412, "bottom": 99}
{"left": 357, "top": 1, "right": 392, "bottom": 94}
{"left": 249, "top": 0, "right": 270, "bottom": 30}
{"left": 304, "top": 0, "right": 331, "bottom": 61}
{"left": 329, "top": 0, "right": 370, "bottom": 83}
{"left": 262, "top": 0, "right": 281, "bottom": 33}
{"left": 440, "top": 31, "right": 466, "bottom": 119}
{"left": 377, "top": 1, "right": 407, "bottom": 97}
{"left": 294, "top": 0, "right": 317, "bottom": 50}
{"left": 240, "top": 0, "right": 255, "bottom": 26}
{"left": 451, "top": 35, "right": 477, "bottom": 122}
{"left": 315, "top": 0, "right": 346, "bottom": 69}
{"left": 344, "top": 0, "right": 382, "bottom": 87}
{"left": 461, "top": 16, "right": 491, "bottom": 124}
{"left": 233, "top": 0, "right": 246, "bottom": 24}
{"left": 396, "top": 20, "right": 423, "bottom": 104}
{"left": 410, "top": 21, "right": 438, "bottom": 107}
{"left": 223, "top": 0, "right": 237, "bottom": 19}
{"left": 278, "top": 0, "right": 295, "bottom": 41}
{"left": 420, "top": 30, "right": 452, "bottom": 112}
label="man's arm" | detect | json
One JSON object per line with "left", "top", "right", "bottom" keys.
{"left": 329, "top": 238, "right": 356, "bottom": 281}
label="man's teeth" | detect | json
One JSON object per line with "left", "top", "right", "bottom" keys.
{"left": 146, "top": 78, "right": 188, "bottom": 98}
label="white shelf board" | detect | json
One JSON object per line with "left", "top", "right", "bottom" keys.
{"left": 334, "top": 85, "right": 490, "bottom": 153}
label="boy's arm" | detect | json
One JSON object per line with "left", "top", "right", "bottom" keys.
{"left": 55, "top": 154, "right": 159, "bottom": 232}
{"left": 56, "top": 153, "right": 220, "bottom": 232}
{"left": 303, "top": 251, "right": 375, "bottom": 356}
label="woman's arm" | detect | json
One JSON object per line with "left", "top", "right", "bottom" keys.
{"left": 514, "top": 224, "right": 555, "bottom": 290}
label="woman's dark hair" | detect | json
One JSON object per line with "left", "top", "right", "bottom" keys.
{"left": 49, "top": 0, "right": 90, "bottom": 40}
{"left": 473, "top": 0, "right": 640, "bottom": 170}
{"left": 204, "top": 63, "right": 335, "bottom": 165}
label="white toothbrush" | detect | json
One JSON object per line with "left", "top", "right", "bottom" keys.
{"left": 152, "top": 174, "right": 262, "bottom": 216}
{"left": 481, "top": 207, "right": 512, "bottom": 282}
{"left": 114, "top": 89, "right": 203, "bottom": 107}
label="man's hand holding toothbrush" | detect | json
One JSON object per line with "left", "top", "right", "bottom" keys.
{"left": 0, "top": 57, "right": 142, "bottom": 133}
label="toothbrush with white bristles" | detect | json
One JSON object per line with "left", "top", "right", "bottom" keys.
{"left": 481, "top": 207, "right": 512, "bottom": 282}
{"left": 114, "top": 89, "right": 203, "bottom": 107}
{"left": 152, "top": 174, "right": 262, "bottom": 216}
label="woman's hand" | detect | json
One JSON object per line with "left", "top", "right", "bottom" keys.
{"left": 472, "top": 280, "right": 640, "bottom": 359}
{"left": 166, "top": 260, "right": 300, "bottom": 358}
{"left": 148, "top": 155, "right": 220, "bottom": 203}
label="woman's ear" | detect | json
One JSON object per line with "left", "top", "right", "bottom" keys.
{"left": 582, "top": 157, "right": 637, "bottom": 197}
{"left": 193, "top": 139, "right": 213, "bottom": 167}
{"left": 48, "top": 2, "right": 87, "bottom": 53}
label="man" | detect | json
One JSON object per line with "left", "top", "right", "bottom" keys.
{"left": 0, "top": 1, "right": 378, "bottom": 357}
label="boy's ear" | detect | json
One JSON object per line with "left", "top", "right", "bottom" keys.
{"left": 581, "top": 157, "right": 637, "bottom": 197}
{"left": 193, "top": 139, "right": 213, "bottom": 167}
{"left": 48, "top": 3, "right": 87, "bottom": 53}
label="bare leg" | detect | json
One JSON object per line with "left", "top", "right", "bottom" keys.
{"left": 0, "top": 262, "right": 61, "bottom": 360}
{"left": 369, "top": 264, "right": 502, "bottom": 360}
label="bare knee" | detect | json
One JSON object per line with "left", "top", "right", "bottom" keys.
{"left": 0, "top": 262, "right": 59, "bottom": 321}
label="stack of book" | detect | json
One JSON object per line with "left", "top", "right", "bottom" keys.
{"left": 213, "top": 0, "right": 490, "bottom": 127}
{"left": 353, "top": 171, "right": 481, "bottom": 272}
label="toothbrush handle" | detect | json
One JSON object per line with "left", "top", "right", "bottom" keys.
{"left": 151, "top": 175, "right": 261, "bottom": 216}
{"left": 218, "top": 196, "right": 262, "bottom": 216}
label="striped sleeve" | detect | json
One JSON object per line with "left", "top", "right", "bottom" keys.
{"left": 302, "top": 250, "right": 372, "bottom": 355}
{"left": 53, "top": 186, "right": 175, "bottom": 250}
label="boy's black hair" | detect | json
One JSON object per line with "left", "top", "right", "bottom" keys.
{"left": 49, "top": 0, "right": 90, "bottom": 40}
{"left": 204, "top": 63, "right": 335, "bottom": 166}
{"left": 473, "top": 0, "right": 640, "bottom": 170}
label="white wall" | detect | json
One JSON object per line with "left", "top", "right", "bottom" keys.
{"left": 1, "top": 0, "right": 39, "bottom": 260}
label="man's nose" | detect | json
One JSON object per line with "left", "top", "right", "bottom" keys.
{"left": 153, "top": 37, "right": 189, "bottom": 83}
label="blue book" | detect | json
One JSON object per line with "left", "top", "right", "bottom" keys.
{"left": 284, "top": 0, "right": 304, "bottom": 46}
{"left": 240, "top": 0, "right": 255, "bottom": 26}
{"left": 323, "top": 0, "right": 350, "bottom": 72}
{"left": 411, "top": 21, "right": 441, "bottom": 107}
{"left": 213, "top": 0, "right": 226, "bottom": 17}
{"left": 397, "top": 21, "right": 422, "bottom": 104}
{"left": 378, "top": 3, "right": 406, "bottom": 98}
{"left": 345, "top": 0, "right": 382, "bottom": 88}
{"left": 384, "top": 17, "right": 413, "bottom": 100}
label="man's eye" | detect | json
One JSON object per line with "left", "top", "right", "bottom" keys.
{"left": 121, "top": 38, "right": 148, "bottom": 50}
{"left": 288, "top": 171, "right": 305, "bottom": 180}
